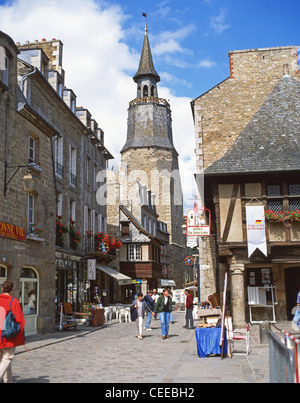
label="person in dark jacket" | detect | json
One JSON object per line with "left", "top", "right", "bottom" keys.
{"left": 0, "top": 280, "right": 25, "bottom": 383}
{"left": 143, "top": 290, "right": 155, "bottom": 331}
{"left": 152, "top": 289, "right": 173, "bottom": 339}
{"left": 183, "top": 289, "right": 194, "bottom": 329}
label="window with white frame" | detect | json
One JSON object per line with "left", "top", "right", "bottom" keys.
{"left": 86, "top": 156, "right": 91, "bottom": 186}
{"left": 28, "top": 136, "right": 35, "bottom": 164}
{"left": 128, "top": 244, "right": 141, "bottom": 261}
{"left": 93, "top": 163, "right": 97, "bottom": 192}
{"left": 28, "top": 194, "right": 34, "bottom": 232}
{"left": 69, "top": 146, "right": 77, "bottom": 187}
{"left": 57, "top": 192, "right": 63, "bottom": 216}
{"left": 2, "top": 51, "right": 9, "bottom": 87}
{"left": 70, "top": 199, "right": 76, "bottom": 221}
{"left": 53, "top": 135, "right": 63, "bottom": 178}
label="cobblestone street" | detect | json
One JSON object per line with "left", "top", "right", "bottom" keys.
{"left": 12, "top": 312, "right": 270, "bottom": 383}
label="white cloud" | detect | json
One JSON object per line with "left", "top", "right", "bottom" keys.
{"left": 0, "top": 0, "right": 196, "bottom": 211}
{"left": 210, "top": 8, "right": 231, "bottom": 34}
{"left": 197, "top": 59, "right": 217, "bottom": 68}
{"left": 152, "top": 24, "right": 196, "bottom": 57}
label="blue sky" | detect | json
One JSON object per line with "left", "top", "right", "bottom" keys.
{"left": 0, "top": 0, "right": 299, "bottom": 209}
{"left": 113, "top": 0, "right": 300, "bottom": 98}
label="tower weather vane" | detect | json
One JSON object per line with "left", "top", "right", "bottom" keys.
{"left": 142, "top": 12, "right": 148, "bottom": 31}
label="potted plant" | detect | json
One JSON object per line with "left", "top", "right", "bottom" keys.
{"left": 69, "top": 218, "right": 81, "bottom": 248}
{"left": 56, "top": 215, "right": 69, "bottom": 246}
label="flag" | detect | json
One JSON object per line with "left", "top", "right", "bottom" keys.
{"left": 142, "top": 12, "right": 147, "bottom": 18}
{"left": 246, "top": 205, "right": 267, "bottom": 257}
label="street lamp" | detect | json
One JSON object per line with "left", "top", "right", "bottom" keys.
{"left": 22, "top": 170, "right": 35, "bottom": 194}
{"left": 4, "top": 162, "right": 37, "bottom": 196}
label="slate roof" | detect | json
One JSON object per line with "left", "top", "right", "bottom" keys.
{"left": 205, "top": 74, "right": 300, "bottom": 176}
{"left": 133, "top": 26, "right": 160, "bottom": 83}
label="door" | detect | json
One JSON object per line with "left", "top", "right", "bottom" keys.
{"left": 20, "top": 268, "right": 39, "bottom": 336}
{"left": 285, "top": 267, "right": 300, "bottom": 320}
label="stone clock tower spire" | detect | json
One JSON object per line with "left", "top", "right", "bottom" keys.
{"left": 120, "top": 22, "right": 186, "bottom": 287}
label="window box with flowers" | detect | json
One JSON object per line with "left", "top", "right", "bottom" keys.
{"left": 86, "top": 231, "right": 122, "bottom": 254}
{"left": 69, "top": 218, "right": 81, "bottom": 249}
{"left": 26, "top": 220, "right": 45, "bottom": 242}
{"left": 56, "top": 215, "right": 69, "bottom": 247}
{"left": 265, "top": 210, "right": 300, "bottom": 222}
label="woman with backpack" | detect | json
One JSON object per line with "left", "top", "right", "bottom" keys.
{"left": 0, "top": 280, "right": 25, "bottom": 383}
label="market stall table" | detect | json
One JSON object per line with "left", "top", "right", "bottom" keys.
{"left": 195, "top": 327, "right": 227, "bottom": 358}
{"left": 197, "top": 308, "right": 222, "bottom": 325}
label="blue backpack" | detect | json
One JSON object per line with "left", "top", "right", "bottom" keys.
{"left": 1, "top": 298, "right": 21, "bottom": 341}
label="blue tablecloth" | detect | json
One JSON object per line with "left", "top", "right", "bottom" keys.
{"left": 195, "top": 327, "right": 227, "bottom": 358}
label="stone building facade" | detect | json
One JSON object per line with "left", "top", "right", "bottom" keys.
{"left": 106, "top": 169, "right": 170, "bottom": 299}
{"left": 17, "top": 37, "right": 115, "bottom": 312}
{"left": 1, "top": 31, "right": 115, "bottom": 335}
{"left": 120, "top": 24, "right": 188, "bottom": 288}
{"left": 191, "top": 46, "right": 300, "bottom": 326}
{"left": 0, "top": 31, "right": 57, "bottom": 335}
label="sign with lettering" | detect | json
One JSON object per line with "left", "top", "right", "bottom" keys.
{"left": 186, "top": 204, "right": 211, "bottom": 237}
{"left": 87, "top": 259, "right": 96, "bottom": 281}
{"left": 0, "top": 221, "right": 26, "bottom": 241}
{"left": 246, "top": 205, "right": 267, "bottom": 257}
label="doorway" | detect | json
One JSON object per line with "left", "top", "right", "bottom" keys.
{"left": 20, "top": 267, "right": 39, "bottom": 336}
{"left": 285, "top": 267, "right": 300, "bottom": 320}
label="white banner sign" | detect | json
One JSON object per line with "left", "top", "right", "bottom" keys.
{"left": 87, "top": 259, "right": 96, "bottom": 280}
{"left": 246, "top": 205, "right": 267, "bottom": 258}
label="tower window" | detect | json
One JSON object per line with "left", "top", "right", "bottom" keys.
{"left": 151, "top": 86, "right": 155, "bottom": 97}
{"left": 143, "top": 85, "right": 148, "bottom": 97}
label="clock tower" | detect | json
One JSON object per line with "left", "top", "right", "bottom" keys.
{"left": 121, "top": 23, "right": 186, "bottom": 286}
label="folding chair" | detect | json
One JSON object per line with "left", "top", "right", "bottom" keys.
{"left": 231, "top": 324, "right": 250, "bottom": 356}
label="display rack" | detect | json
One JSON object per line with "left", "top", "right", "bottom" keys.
{"left": 247, "top": 285, "right": 278, "bottom": 324}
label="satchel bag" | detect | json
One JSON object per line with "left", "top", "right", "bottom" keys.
{"left": 130, "top": 305, "right": 138, "bottom": 322}
{"left": 1, "top": 298, "right": 21, "bottom": 341}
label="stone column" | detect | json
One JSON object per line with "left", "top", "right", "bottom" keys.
{"left": 230, "top": 263, "right": 246, "bottom": 328}
{"left": 141, "top": 279, "right": 148, "bottom": 297}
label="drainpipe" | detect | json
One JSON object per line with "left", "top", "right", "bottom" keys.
{"left": 20, "top": 67, "right": 37, "bottom": 92}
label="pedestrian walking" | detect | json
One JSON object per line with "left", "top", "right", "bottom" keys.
{"left": 131, "top": 293, "right": 146, "bottom": 340}
{"left": 152, "top": 289, "right": 173, "bottom": 340}
{"left": 144, "top": 290, "right": 155, "bottom": 331}
{"left": 166, "top": 287, "right": 174, "bottom": 323}
{"left": 292, "top": 289, "right": 300, "bottom": 330}
{"left": 183, "top": 289, "right": 194, "bottom": 329}
{"left": 0, "top": 280, "right": 25, "bottom": 383}
{"left": 152, "top": 289, "right": 159, "bottom": 320}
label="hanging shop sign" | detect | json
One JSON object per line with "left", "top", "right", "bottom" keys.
{"left": 186, "top": 236, "right": 198, "bottom": 248}
{"left": 162, "top": 265, "right": 168, "bottom": 277}
{"left": 246, "top": 205, "right": 267, "bottom": 258}
{"left": 87, "top": 259, "right": 96, "bottom": 281}
{"left": 99, "top": 241, "right": 109, "bottom": 255}
{"left": 0, "top": 221, "right": 26, "bottom": 241}
{"left": 186, "top": 204, "right": 211, "bottom": 237}
{"left": 184, "top": 256, "right": 194, "bottom": 266}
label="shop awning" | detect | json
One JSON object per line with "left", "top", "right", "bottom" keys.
{"left": 96, "top": 265, "right": 132, "bottom": 286}
{"left": 161, "top": 279, "right": 176, "bottom": 287}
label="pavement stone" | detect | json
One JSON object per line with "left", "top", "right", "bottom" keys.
{"left": 10, "top": 312, "right": 272, "bottom": 384}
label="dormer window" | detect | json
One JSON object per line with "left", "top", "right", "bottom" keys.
{"left": 0, "top": 47, "right": 10, "bottom": 87}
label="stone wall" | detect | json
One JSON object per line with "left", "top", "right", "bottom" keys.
{"left": 193, "top": 46, "right": 300, "bottom": 171}
{"left": 121, "top": 147, "right": 189, "bottom": 288}
{"left": 192, "top": 45, "right": 300, "bottom": 309}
